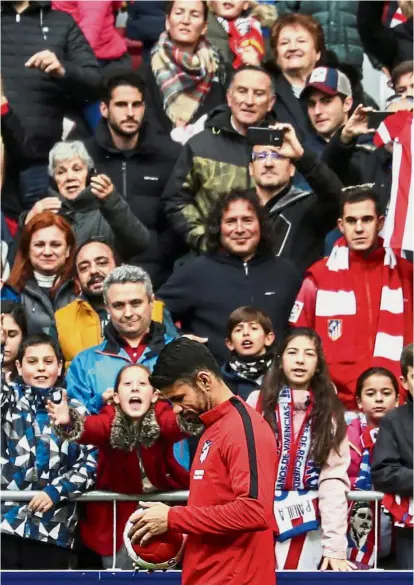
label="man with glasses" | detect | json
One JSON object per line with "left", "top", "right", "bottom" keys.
{"left": 249, "top": 122, "right": 343, "bottom": 273}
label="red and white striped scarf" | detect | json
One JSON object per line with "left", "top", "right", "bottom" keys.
{"left": 374, "top": 111, "right": 414, "bottom": 254}
{"left": 314, "top": 238, "right": 405, "bottom": 367}
{"left": 382, "top": 494, "right": 414, "bottom": 528}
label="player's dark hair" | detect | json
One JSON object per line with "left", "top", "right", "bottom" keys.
{"left": 355, "top": 366, "right": 399, "bottom": 400}
{"left": 101, "top": 71, "right": 145, "bottom": 104}
{"left": 164, "top": 0, "right": 209, "bottom": 21}
{"left": 261, "top": 327, "right": 346, "bottom": 467}
{"left": 150, "top": 338, "right": 222, "bottom": 390}
{"left": 206, "top": 189, "right": 275, "bottom": 255}
{"left": 340, "top": 185, "right": 384, "bottom": 217}
{"left": 401, "top": 343, "right": 414, "bottom": 379}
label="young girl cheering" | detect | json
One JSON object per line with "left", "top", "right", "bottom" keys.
{"left": 248, "top": 327, "right": 355, "bottom": 571}
{"left": 347, "top": 367, "right": 399, "bottom": 568}
{"left": 47, "top": 363, "right": 191, "bottom": 569}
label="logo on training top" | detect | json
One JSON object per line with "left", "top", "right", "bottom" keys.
{"left": 328, "top": 319, "right": 342, "bottom": 341}
{"left": 200, "top": 440, "right": 212, "bottom": 463}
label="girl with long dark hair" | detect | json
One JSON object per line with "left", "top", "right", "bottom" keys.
{"left": 247, "top": 327, "right": 355, "bottom": 571}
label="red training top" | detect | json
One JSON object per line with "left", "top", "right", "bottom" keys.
{"left": 168, "top": 396, "right": 278, "bottom": 585}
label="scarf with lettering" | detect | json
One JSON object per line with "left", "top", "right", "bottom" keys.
{"left": 271, "top": 387, "right": 320, "bottom": 542}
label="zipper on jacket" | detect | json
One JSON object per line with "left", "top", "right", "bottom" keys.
{"left": 365, "top": 273, "right": 374, "bottom": 353}
{"left": 243, "top": 262, "right": 249, "bottom": 277}
{"left": 121, "top": 161, "right": 127, "bottom": 199}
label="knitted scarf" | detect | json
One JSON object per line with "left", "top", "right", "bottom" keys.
{"left": 314, "top": 238, "right": 405, "bottom": 365}
{"left": 217, "top": 15, "right": 264, "bottom": 68}
{"left": 151, "top": 32, "right": 220, "bottom": 125}
{"left": 228, "top": 350, "right": 273, "bottom": 382}
{"left": 270, "top": 387, "right": 320, "bottom": 543}
{"left": 347, "top": 415, "right": 379, "bottom": 567}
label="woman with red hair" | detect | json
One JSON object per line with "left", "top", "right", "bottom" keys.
{"left": 2, "top": 212, "right": 78, "bottom": 335}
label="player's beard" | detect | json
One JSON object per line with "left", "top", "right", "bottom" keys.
{"left": 177, "top": 412, "right": 205, "bottom": 436}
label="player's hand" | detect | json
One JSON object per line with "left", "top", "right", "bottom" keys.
{"left": 128, "top": 501, "right": 170, "bottom": 546}
{"left": 340, "top": 104, "right": 375, "bottom": 144}
{"left": 320, "top": 557, "right": 356, "bottom": 572}
{"left": 25, "top": 50, "right": 65, "bottom": 78}
{"left": 25, "top": 197, "right": 62, "bottom": 224}
{"left": 90, "top": 174, "right": 114, "bottom": 200}
{"left": 46, "top": 389, "right": 71, "bottom": 426}
{"left": 28, "top": 491, "right": 54, "bottom": 514}
{"left": 268, "top": 122, "right": 304, "bottom": 160}
{"left": 102, "top": 388, "right": 114, "bottom": 403}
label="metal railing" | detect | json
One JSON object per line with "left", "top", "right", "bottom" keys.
{"left": 0, "top": 490, "right": 385, "bottom": 570}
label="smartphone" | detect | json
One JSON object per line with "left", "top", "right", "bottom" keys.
{"left": 368, "top": 111, "right": 393, "bottom": 130}
{"left": 247, "top": 126, "right": 284, "bottom": 147}
{"left": 50, "top": 389, "right": 63, "bottom": 404}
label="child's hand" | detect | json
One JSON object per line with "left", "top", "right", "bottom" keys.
{"left": 28, "top": 492, "right": 53, "bottom": 514}
{"left": 102, "top": 388, "right": 114, "bottom": 404}
{"left": 46, "top": 389, "right": 70, "bottom": 426}
{"left": 240, "top": 45, "right": 261, "bottom": 66}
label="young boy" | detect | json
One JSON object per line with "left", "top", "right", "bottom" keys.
{"left": 207, "top": 1, "right": 266, "bottom": 68}
{"left": 371, "top": 343, "right": 414, "bottom": 570}
{"left": 222, "top": 306, "right": 275, "bottom": 401}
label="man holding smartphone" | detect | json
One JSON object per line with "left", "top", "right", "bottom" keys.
{"left": 248, "top": 122, "right": 344, "bottom": 273}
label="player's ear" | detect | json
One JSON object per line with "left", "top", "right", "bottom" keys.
{"left": 196, "top": 371, "right": 212, "bottom": 391}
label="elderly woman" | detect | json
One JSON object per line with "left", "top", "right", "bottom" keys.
{"left": 265, "top": 13, "right": 325, "bottom": 147}
{"left": 23, "top": 141, "right": 149, "bottom": 261}
{"left": 2, "top": 212, "right": 78, "bottom": 335}
{"left": 141, "top": 0, "right": 228, "bottom": 136}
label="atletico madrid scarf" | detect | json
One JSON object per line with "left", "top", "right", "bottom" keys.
{"left": 216, "top": 15, "right": 264, "bottom": 69}
{"left": 314, "top": 238, "right": 405, "bottom": 366}
{"left": 272, "top": 387, "right": 320, "bottom": 543}
{"left": 347, "top": 416, "right": 379, "bottom": 567}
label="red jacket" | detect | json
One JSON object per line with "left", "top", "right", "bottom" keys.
{"left": 52, "top": 1, "right": 127, "bottom": 60}
{"left": 290, "top": 247, "right": 413, "bottom": 410}
{"left": 77, "top": 401, "right": 189, "bottom": 556}
{"left": 168, "top": 396, "right": 277, "bottom": 585}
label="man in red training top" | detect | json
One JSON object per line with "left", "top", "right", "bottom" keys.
{"left": 128, "top": 337, "right": 277, "bottom": 585}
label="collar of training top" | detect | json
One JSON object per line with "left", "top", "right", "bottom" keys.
{"left": 199, "top": 396, "right": 242, "bottom": 427}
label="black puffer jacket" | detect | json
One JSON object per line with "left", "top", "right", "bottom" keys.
{"left": 21, "top": 186, "right": 150, "bottom": 262}
{"left": 82, "top": 119, "right": 182, "bottom": 289}
{"left": 161, "top": 105, "right": 276, "bottom": 252}
{"left": 1, "top": 1, "right": 100, "bottom": 158}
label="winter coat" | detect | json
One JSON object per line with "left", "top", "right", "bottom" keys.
{"left": 57, "top": 401, "right": 189, "bottom": 556}
{"left": 161, "top": 105, "right": 276, "bottom": 252}
{"left": 21, "top": 185, "right": 150, "bottom": 262}
{"left": 322, "top": 128, "right": 392, "bottom": 211}
{"left": 264, "top": 148, "right": 343, "bottom": 274}
{"left": 278, "top": 1, "right": 366, "bottom": 74}
{"left": 66, "top": 321, "right": 176, "bottom": 414}
{"left": 1, "top": 382, "right": 97, "bottom": 550}
{"left": 52, "top": 1, "right": 126, "bottom": 61}
{"left": 1, "top": 1, "right": 100, "bottom": 159}
{"left": 81, "top": 120, "right": 181, "bottom": 289}
{"left": 372, "top": 396, "right": 413, "bottom": 497}
{"left": 1, "top": 279, "right": 77, "bottom": 336}
{"left": 55, "top": 297, "right": 177, "bottom": 370}
{"left": 157, "top": 251, "right": 301, "bottom": 365}
{"left": 125, "top": 1, "right": 165, "bottom": 45}
{"left": 138, "top": 56, "right": 229, "bottom": 136}
{"left": 357, "top": 1, "right": 413, "bottom": 71}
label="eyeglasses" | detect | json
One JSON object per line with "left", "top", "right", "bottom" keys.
{"left": 251, "top": 151, "right": 287, "bottom": 162}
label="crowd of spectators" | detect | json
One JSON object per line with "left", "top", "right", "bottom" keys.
{"left": 1, "top": 0, "right": 413, "bottom": 574}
